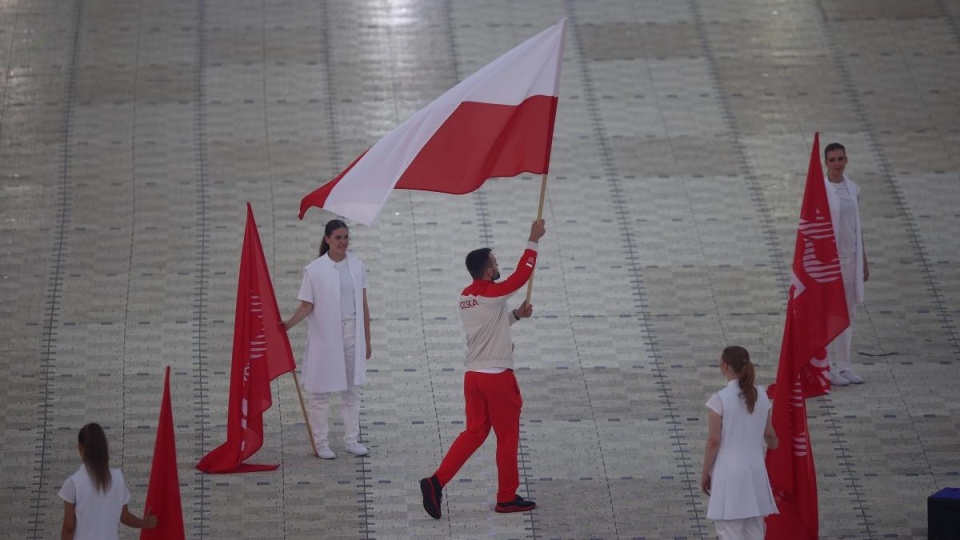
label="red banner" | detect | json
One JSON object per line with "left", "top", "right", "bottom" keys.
{"left": 765, "top": 133, "right": 850, "bottom": 539}
{"left": 197, "top": 203, "right": 296, "bottom": 473}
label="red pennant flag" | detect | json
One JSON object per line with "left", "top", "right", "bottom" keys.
{"left": 197, "top": 203, "right": 297, "bottom": 473}
{"left": 141, "top": 366, "right": 184, "bottom": 540}
{"left": 299, "top": 19, "right": 566, "bottom": 225}
{"left": 765, "top": 133, "right": 850, "bottom": 539}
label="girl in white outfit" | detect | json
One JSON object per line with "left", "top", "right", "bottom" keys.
{"left": 283, "top": 219, "right": 372, "bottom": 459}
{"left": 701, "top": 346, "right": 779, "bottom": 540}
{"left": 59, "top": 423, "right": 156, "bottom": 540}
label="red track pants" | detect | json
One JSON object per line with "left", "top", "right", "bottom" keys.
{"left": 434, "top": 370, "right": 523, "bottom": 504}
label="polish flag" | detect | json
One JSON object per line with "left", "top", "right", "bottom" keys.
{"left": 197, "top": 203, "right": 297, "bottom": 474}
{"left": 299, "top": 19, "right": 567, "bottom": 225}
{"left": 765, "top": 133, "right": 850, "bottom": 540}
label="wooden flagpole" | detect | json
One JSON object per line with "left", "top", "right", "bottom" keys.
{"left": 524, "top": 173, "right": 549, "bottom": 304}
{"left": 290, "top": 371, "right": 318, "bottom": 456}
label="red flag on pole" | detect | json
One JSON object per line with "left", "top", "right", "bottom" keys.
{"left": 764, "top": 133, "right": 850, "bottom": 539}
{"left": 197, "top": 203, "right": 297, "bottom": 473}
{"left": 141, "top": 366, "right": 184, "bottom": 540}
{"left": 299, "top": 19, "right": 567, "bottom": 226}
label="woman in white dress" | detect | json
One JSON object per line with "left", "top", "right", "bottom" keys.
{"left": 700, "top": 346, "right": 779, "bottom": 540}
{"left": 283, "top": 219, "right": 372, "bottom": 460}
{"left": 59, "top": 423, "right": 157, "bottom": 540}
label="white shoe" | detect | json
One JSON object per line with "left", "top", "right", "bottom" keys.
{"left": 317, "top": 445, "right": 336, "bottom": 460}
{"left": 827, "top": 370, "right": 849, "bottom": 387}
{"left": 840, "top": 369, "right": 864, "bottom": 384}
{"left": 345, "top": 442, "right": 369, "bottom": 456}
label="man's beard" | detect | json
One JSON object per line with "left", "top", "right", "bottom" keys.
{"left": 492, "top": 271, "right": 501, "bottom": 281}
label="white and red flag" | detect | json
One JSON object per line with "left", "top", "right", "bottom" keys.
{"left": 299, "top": 19, "right": 567, "bottom": 225}
{"left": 197, "top": 203, "right": 297, "bottom": 473}
{"left": 764, "top": 133, "right": 850, "bottom": 539}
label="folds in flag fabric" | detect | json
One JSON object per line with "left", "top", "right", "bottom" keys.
{"left": 764, "top": 133, "right": 850, "bottom": 540}
{"left": 299, "top": 19, "right": 567, "bottom": 225}
{"left": 197, "top": 203, "right": 297, "bottom": 473}
{"left": 141, "top": 366, "right": 184, "bottom": 540}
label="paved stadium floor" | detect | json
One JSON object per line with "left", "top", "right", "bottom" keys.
{"left": 2, "top": 0, "right": 958, "bottom": 538}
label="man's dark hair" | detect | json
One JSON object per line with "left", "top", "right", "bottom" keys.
{"left": 824, "top": 142, "right": 845, "bottom": 158}
{"left": 465, "top": 248, "right": 492, "bottom": 279}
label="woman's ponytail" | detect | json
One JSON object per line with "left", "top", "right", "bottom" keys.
{"left": 722, "top": 345, "right": 758, "bottom": 413}
{"left": 78, "top": 423, "right": 112, "bottom": 493}
{"left": 739, "top": 361, "right": 757, "bottom": 413}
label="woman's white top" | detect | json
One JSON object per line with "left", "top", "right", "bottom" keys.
{"left": 705, "top": 380, "right": 778, "bottom": 520}
{"left": 58, "top": 465, "right": 131, "bottom": 540}
{"left": 337, "top": 260, "right": 357, "bottom": 319}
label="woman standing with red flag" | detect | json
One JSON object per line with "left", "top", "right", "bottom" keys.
{"left": 59, "top": 423, "right": 157, "bottom": 540}
{"left": 283, "top": 219, "right": 372, "bottom": 460}
{"left": 823, "top": 142, "right": 869, "bottom": 386}
{"left": 700, "top": 346, "right": 779, "bottom": 540}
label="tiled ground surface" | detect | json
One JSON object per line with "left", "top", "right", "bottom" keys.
{"left": 1, "top": 0, "right": 958, "bottom": 538}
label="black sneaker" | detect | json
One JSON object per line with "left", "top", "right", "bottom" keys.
{"left": 420, "top": 476, "right": 442, "bottom": 519}
{"left": 495, "top": 495, "right": 537, "bottom": 513}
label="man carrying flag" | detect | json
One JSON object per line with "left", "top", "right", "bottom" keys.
{"left": 420, "top": 219, "right": 546, "bottom": 519}
{"left": 197, "top": 204, "right": 297, "bottom": 473}
{"left": 764, "top": 133, "right": 851, "bottom": 539}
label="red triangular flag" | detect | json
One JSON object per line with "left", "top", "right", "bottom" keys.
{"left": 141, "top": 366, "right": 184, "bottom": 540}
{"left": 765, "top": 133, "right": 851, "bottom": 539}
{"left": 197, "top": 203, "right": 297, "bottom": 473}
{"left": 299, "top": 19, "right": 566, "bottom": 225}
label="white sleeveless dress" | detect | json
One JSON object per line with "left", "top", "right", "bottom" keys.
{"left": 705, "top": 380, "right": 778, "bottom": 520}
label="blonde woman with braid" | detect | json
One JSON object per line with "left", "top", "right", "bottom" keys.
{"left": 700, "top": 346, "right": 779, "bottom": 540}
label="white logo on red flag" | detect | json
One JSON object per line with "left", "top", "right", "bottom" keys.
{"left": 797, "top": 210, "right": 842, "bottom": 290}
{"left": 790, "top": 381, "right": 809, "bottom": 457}
{"left": 239, "top": 293, "right": 267, "bottom": 452}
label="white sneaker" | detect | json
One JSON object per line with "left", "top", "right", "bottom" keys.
{"left": 316, "top": 444, "right": 336, "bottom": 460}
{"left": 840, "top": 369, "right": 864, "bottom": 384}
{"left": 345, "top": 442, "right": 369, "bottom": 456}
{"left": 827, "top": 370, "right": 849, "bottom": 387}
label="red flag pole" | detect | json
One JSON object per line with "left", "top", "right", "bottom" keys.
{"left": 289, "top": 371, "right": 317, "bottom": 456}
{"left": 524, "top": 172, "right": 548, "bottom": 303}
